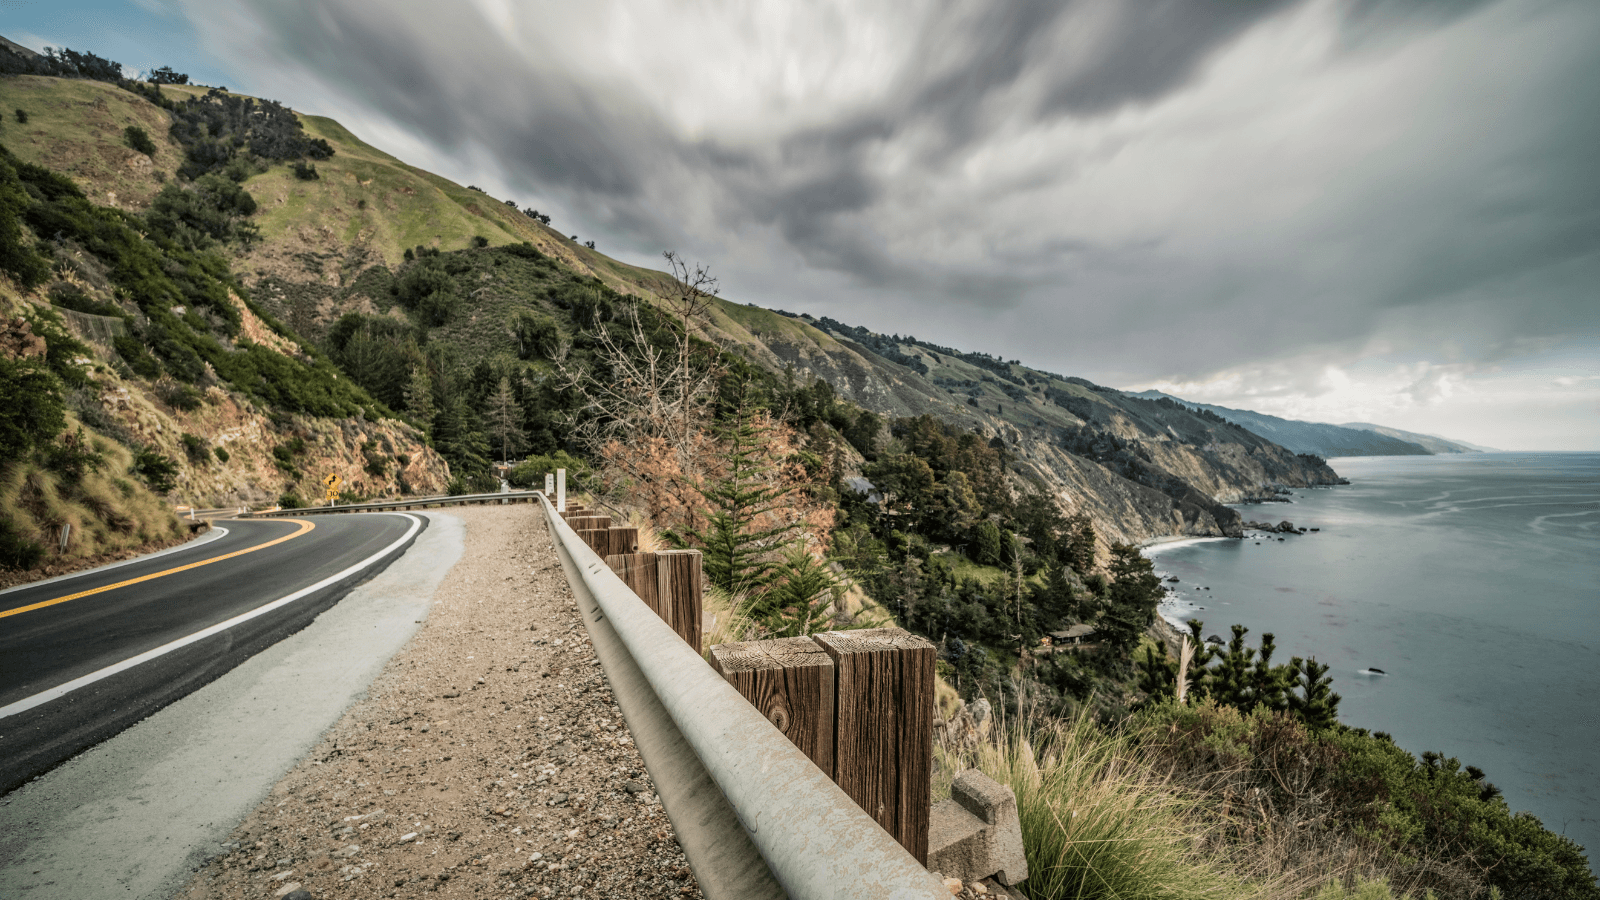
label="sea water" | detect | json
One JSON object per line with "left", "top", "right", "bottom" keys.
{"left": 1147, "top": 452, "right": 1599, "bottom": 864}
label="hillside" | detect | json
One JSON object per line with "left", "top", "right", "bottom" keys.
{"left": 0, "top": 68, "right": 451, "bottom": 555}
{"left": 1340, "top": 422, "right": 1492, "bottom": 454}
{"left": 0, "top": 64, "right": 1342, "bottom": 553}
{"left": 1130, "top": 391, "right": 1445, "bottom": 457}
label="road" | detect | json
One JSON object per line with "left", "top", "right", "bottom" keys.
{"left": 0, "top": 513, "right": 424, "bottom": 795}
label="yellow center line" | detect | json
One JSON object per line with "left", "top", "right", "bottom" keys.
{"left": 0, "top": 519, "right": 317, "bottom": 621}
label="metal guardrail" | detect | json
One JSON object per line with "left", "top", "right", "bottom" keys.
{"left": 246, "top": 490, "right": 544, "bottom": 516}
{"left": 538, "top": 494, "right": 948, "bottom": 900}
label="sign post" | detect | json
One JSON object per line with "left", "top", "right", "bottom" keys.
{"left": 323, "top": 472, "right": 343, "bottom": 507}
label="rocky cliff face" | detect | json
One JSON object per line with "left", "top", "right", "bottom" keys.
{"left": 705, "top": 309, "right": 1346, "bottom": 547}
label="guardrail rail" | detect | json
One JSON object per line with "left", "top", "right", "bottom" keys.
{"left": 538, "top": 494, "right": 949, "bottom": 900}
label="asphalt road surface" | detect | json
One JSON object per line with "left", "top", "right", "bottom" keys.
{"left": 0, "top": 513, "right": 424, "bottom": 795}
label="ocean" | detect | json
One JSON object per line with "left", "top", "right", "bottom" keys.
{"left": 1146, "top": 452, "right": 1599, "bottom": 864}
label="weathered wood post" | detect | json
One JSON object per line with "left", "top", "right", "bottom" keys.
{"left": 709, "top": 638, "right": 835, "bottom": 776}
{"left": 606, "top": 552, "right": 660, "bottom": 618}
{"left": 607, "top": 526, "right": 639, "bottom": 555}
{"left": 655, "top": 549, "right": 703, "bottom": 654}
{"left": 576, "top": 528, "right": 610, "bottom": 556}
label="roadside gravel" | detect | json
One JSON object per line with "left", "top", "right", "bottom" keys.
{"left": 177, "top": 504, "right": 703, "bottom": 900}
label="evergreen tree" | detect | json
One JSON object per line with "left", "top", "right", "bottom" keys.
{"left": 1288, "top": 656, "right": 1341, "bottom": 729}
{"left": 404, "top": 364, "right": 435, "bottom": 428}
{"left": 488, "top": 376, "right": 527, "bottom": 465}
{"left": 670, "top": 384, "right": 802, "bottom": 596}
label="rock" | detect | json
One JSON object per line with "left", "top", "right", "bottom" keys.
{"left": 943, "top": 876, "right": 964, "bottom": 895}
{"left": 1369, "top": 667, "right": 1386, "bottom": 675}
{"left": 549, "top": 792, "right": 569, "bottom": 806}
{"left": 622, "top": 780, "right": 647, "bottom": 794}
{"left": 399, "top": 832, "right": 419, "bottom": 843}
{"left": 273, "top": 884, "right": 303, "bottom": 898}
{"left": 1277, "top": 521, "right": 1296, "bottom": 533}
{"left": 1166, "top": 577, "right": 1179, "bottom": 583}
{"left": 271, "top": 870, "right": 296, "bottom": 881}
{"left": 968, "top": 698, "right": 992, "bottom": 732}
{"left": 282, "top": 892, "right": 312, "bottom": 900}
{"left": 334, "top": 844, "right": 361, "bottom": 858}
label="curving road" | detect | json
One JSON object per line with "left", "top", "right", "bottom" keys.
{"left": 0, "top": 513, "right": 424, "bottom": 795}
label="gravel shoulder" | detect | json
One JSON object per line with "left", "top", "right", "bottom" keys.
{"left": 0, "top": 512, "right": 455, "bottom": 900}
{"left": 176, "top": 504, "right": 703, "bottom": 900}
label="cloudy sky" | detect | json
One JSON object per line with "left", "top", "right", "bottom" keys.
{"left": 10, "top": 0, "right": 1599, "bottom": 449}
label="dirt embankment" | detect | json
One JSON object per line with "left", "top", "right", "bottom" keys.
{"left": 177, "top": 505, "right": 702, "bottom": 900}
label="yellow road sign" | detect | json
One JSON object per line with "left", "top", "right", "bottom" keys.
{"left": 323, "top": 473, "right": 343, "bottom": 489}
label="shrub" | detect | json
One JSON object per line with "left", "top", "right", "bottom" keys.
{"left": 113, "top": 333, "right": 161, "bottom": 378}
{"left": 0, "top": 150, "right": 52, "bottom": 288}
{"left": 291, "top": 161, "right": 319, "bottom": 180}
{"left": 180, "top": 432, "right": 208, "bottom": 463}
{"left": 0, "top": 514, "right": 44, "bottom": 570}
{"left": 508, "top": 451, "right": 592, "bottom": 490}
{"left": 278, "top": 493, "right": 302, "bottom": 509}
{"left": 156, "top": 380, "right": 204, "bottom": 411}
{"left": 41, "top": 427, "right": 105, "bottom": 484}
{"left": 14, "top": 109, "right": 26, "bottom": 124}
{"left": 0, "top": 356, "right": 66, "bottom": 461}
{"left": 124, "top": 125, "right": 157, "bottom": 156}
{"left": 130, "top": 446, "right": 178, "bottom": 493}
{"left": 213, "top": 446, "right": 229, "bottom": 463}
{"left": 471, "top": 235, "right": 489, "bottom": 248}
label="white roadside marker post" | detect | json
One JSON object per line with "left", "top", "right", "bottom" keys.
{"left": 556, "top": 468, "right": 566, "bottom": 512}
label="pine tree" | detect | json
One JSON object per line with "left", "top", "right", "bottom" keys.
{"left": 1288, "top": 656, "right": 1341, "bottom": 729}
{"left": 487, "top": 376, "right": 526, "bottom": 465}
{"left": 404, "top": 364, "right": 435, "bottom": 429}
{"left": 1249, "top": 632, "right": 1294, "bottom": 713}
{"left": 670, "top": 384, "right": 802, "bottom": 596}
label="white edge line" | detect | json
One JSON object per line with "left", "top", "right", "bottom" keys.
{"left": 0, "top": 514, "right": 423, "bottom": 721}
{"left": 0, "top": 526, "right": 233, "bottom": 598}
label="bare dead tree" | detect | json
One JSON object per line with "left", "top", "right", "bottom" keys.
{"left": 556, "top": 259, "right": 725, "bottom": 527}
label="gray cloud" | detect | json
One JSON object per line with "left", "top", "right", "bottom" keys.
{"left": 183, "top": 0, "right": 1600, "bottom": 445}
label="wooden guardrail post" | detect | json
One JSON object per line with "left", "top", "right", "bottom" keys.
{"left": 607, "top": 526, "right": 639, "bottom": 555}
{"left": 709, "top": 638, "right": 835, "bottom": 776}
{"left": 607, "top": 552, "right": 660, "bottom": 617}
{"left": 601, "top": 548, "right": 701, "bottom": 653}
{"left": 656, "top": 550, "right": 703, "bottom": 654}
{"left": 812, "top": 629, "right": 935, "bottom": 865}
{"left": 711, "top": 628, "right": 935, "bottom": 865}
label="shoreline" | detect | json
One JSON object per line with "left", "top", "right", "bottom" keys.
{"left": 1140, "top": 534, "right": 1232, "bottom": 553}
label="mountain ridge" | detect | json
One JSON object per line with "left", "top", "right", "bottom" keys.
{"left": 1130, "top": 391, "right": 1483, "bottom": 458}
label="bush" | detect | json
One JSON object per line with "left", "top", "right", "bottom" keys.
{"left": 0, "top": 150, "right": 52, "bottom": 288}
{"left": 113, "top": 333, "right": 161, "bottom": 378}
{"left": 278, "top": 493, "right": 302, "bottom": 509}
{"left": 291, "top": 161, "right": 319, "bottom": 181}
{"left": 471, "top": 235, "right": 489, "bottom": 248}
{"left": 124, "top": 125, "right": 157, "bottom": 156}
{"left": 130, "top": 446, "right": 178, "bottom": 493}
{"left": 0, "top": 514, "right": 44, "bottom": 570}
{"left": 156, "top": 380, "right": 204, "bottom": 411}
{"left": 180, "top": 432, "right": 208, "bottom": 463}
{"left": 14, "top": 109, "right": 26, "bottom": 124}
{"left": 213, "top": 445, "right": 229, "bottom": 463}
{"left": 0, "top": 356, "right": 66, "bottom": 461}
{"left": 508, "top": 451, "right": 592, "bottom": 490}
